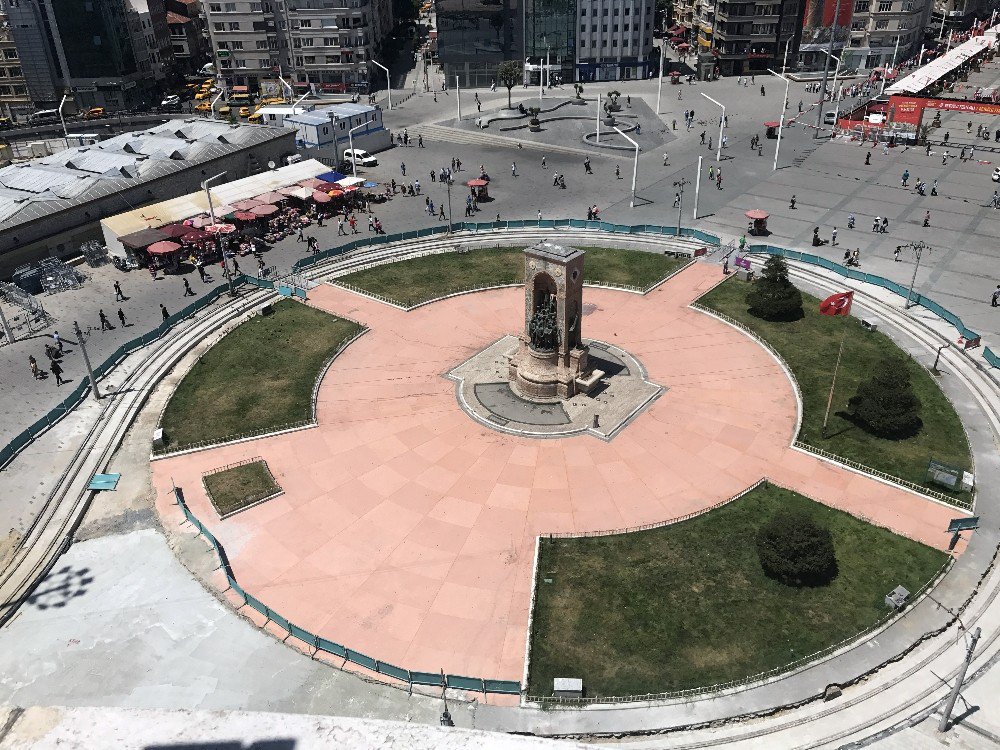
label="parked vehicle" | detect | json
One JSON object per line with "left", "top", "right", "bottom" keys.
{"left": 239, "top": 106, "right": 251, "bottom": 117}
{"left": 823, "top": 110, "right": 837, "bottom": 125}
{"left": 343, "top": 148, "right": 378, "bottom": 167}
{"left": 82, "top": 107, "right": 105, "bottom": 120}
{"left": 195, "top": 101, "right": 211, "bottom": 112}
{"left": 162, "top": 94, "right": 180, "bottom": 107}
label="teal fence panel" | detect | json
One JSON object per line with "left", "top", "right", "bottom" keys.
{"left": 416, "top": 227, "right": 437, "bottom": 237}
{"left": 613, "top": 223, "right": 633, "bottom": 234}
{"left": 410, "top": 671, "right": 444, "bottom": 687}
{"left": 244, "top": 593, "right": 269, "bottom": 618}
{"left": 229, "top": 581, "right": 248, "bottom": 605}
{"left": 484, "top": 679, "right": 521, "bottom": 694}
{"left": 538, "top": 219, "right": 555, "bottom": 229}
{"left": 447, "top": 674, "right": 485, "bottom": 692}
{"left": 317, "top": 637, "right": 347, "bottom": 658}
{"left": 569, "top": 219, "right": 587, "bottom": 228}
{"left": 269, "top": 609, "right": 292, "bottom": 632}
{"left": 377, "top": 661, "right": 410, "bottom": 681}
{"left": 289, "top": 623, "right": 318, "bottom": 647}
{"left": 346, "top": 648, "right": 378, "bottom": 671}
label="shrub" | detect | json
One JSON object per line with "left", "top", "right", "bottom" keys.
{"left": 848, "top": 354, "right": 923, "bottom": 438}
{"left": 756, "top": 510, "right": 838, "bottom": 587}
{"left": 746, "top": 255, "right": 803, "bottom": 321}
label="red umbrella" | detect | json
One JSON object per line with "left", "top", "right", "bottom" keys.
{"left": 745, "top": 209, "right": 769, "bottom": 220}
{"left": 159, "top": 223, "right": 192, "bottom": 239}
{"left": 466, "top": 178, "right": 489, "bottom": 187}
{"left": 763, "top": 121, "right": 780, "bottom": 128}
{"left": 251, "top": 204, "right": 279, "bottom": 216}
{"left": 233, "top": 198, "right": 263, "bottom": 211}
{"left": 313, "top": 182, "right": 341, "bottom": 192}
{"left": 233, "top": 211, "right": 258, "bottom": 221}
{"left": 312, "top": 190, "right": 332, "bottom": 203}
{"left": 147, "top": 240, "right": 181, "bottom": 255}
{"left": 204, "top": 223, "right": 237, "bottom": 234}
{"left": 181, "top": 229, "right": 211, "bottom": 242}
{"left": 253, "top": 191, "right": 287, "bottom": 204}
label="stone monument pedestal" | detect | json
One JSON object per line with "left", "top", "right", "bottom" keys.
{"left": 509, "top": 341, "right": 592, "bottom": 401}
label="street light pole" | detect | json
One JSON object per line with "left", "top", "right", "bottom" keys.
{"left": 57, "top": 92, "right": 70, "bottom": 149}
{"left": 768, "top": 69, "right": 790, "bottom": 171}
{"left": 348, "top": 117, "right": 371, "bottom": 178}
{"left": 902, "top": 240, "right": 932, "bottom": 308}
{"left": 456, "top": 75, "right": 461, "bottom": 120}
{"left": 201, "top": 171, "right": 234, "bottom": 296}
{"left": 819, "top": 50, "right": 841, "bottom": 132}
{"left": 73, "top": 320, "right": 101, "bottom": 401}
{"left": 700, "top": 92, "right": 724, "bottom": 163}
{"left": 938, "top": 628, "right": 982, "bottom": 732}
{"left": 656, "top": 36, "right": 666, "bottom": 114}
{"left": 674, "top": 177, "right": 688, "bottom": 233}
{"left": 371, "top": 59, "right": 391, "bottom": 109}
{"left": 693, "top": 155, "right": 702, "bottom": 219}
{"left": 613, "top": 126, "right": 639, "bottom": 208}
{"left": 814, "top": 0, "right": 843, "bottom": 138}
{"left": 445, "top": 175, "right": 453, "bottom": 233}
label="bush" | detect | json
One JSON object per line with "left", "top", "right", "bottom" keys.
{"left": 746, "top": 255, "right": 803, "bottom": 321}
{"left": 848, "top": 354, "right": 923, "bottom": 438}
{"left": 756, "top": 510, "right": 838, "bottom": 587}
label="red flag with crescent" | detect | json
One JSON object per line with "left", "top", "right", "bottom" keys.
{"left": 819, "top": 291, "right": 853, "bottom": 316}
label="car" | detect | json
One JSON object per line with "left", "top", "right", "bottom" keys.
{"left": 342, "top": 148, "right": 378, "bottom": 167}
{"left": 259, "top": 96, "right": 285, "bottom": 106}
{"left": 194, "top": 91, "right": 209, "bottom": 101}
{"left": 247, "top": 112, "right": 263, "bottom": 123}
{"left": 194, "top": 101, "right": 211, "bottom": 112}
{"left": 218, "top": 105, "right": 231, "bottom": 115}
{"left": 198, "top": 63, "right": 216, "bottom": 75}
{"left": 823, "top": 110, "right": 837, "bottom": 125}
{"left": 239, "top": 106, "right": 251, "bottom": 117}
{"left": 0, "top": 117, "right": 12, "bottom": 130}
{"left": 161, "top": 94, "right": 180, "bottom": 107}
{"left": 82, "top": 107, "right": 105, "bottom": 119}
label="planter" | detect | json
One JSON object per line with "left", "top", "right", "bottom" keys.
{"left": 571, "top": 97, "right": 587, "bottom": 105}
{"left": 529, "top": 120, "right": 541, "bottom": 132}
{"left": 603, "top": 116, "right": 616, "bottom": 126}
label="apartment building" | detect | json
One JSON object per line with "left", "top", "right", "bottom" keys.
{"left": 204, "top": 0, "right": 393, "bottom": 93}
{"left": 688, "top": 0, "right": 801, "bottom": 77}
{"left": 574, "top": 0, "right": 656, "bottom": 81}
{"left": 167, "top": 0, "right": 210, "bottom": 73}
{"left": 127, "top": 0, "right": 175, "bottom": 82}
{"left": 0, "top": 10, "right": 30, "bottom": 120}
{"left": 841, "top": 0, "right": 932, "bottom": 72}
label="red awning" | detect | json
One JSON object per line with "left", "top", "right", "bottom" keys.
{"left": 147, "top": 240, "right": 181, "bottom": 255}
{"left": 745, "top": 209, "right": 769, "bottom": 220}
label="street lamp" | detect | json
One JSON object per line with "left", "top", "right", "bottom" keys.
{"left": 210, "top": 89, "right": 225, "bottom": 120}
{"left": 767, "top": 68, "right": 790, "bottom": 171}
{"left": 700, "top": 92, "right": 725, "bottom": 163}
{"left": 73, "top": 320, "right": 101, "bottom": 401}
{"left": 655, "top": 25, "right": 666, "bottom": 114}
{"left": 673, "top": 177, "right": 688, "bottom": 234}
{"left": 57, "top": 92, "right": 70, "bottom": 149}
{"left": 348, "top": 117, "right": 373, "bottom": 178}
{"left": 201, "top": 171, "right": 235, "bottom": 296}
{"left": 445, "top": 174, "right": 454, "bottom": 233}
{"left": 613, "top": 126, "right": 640, "bottom": 208}
{"left": 902, "top": 241, "right": 932, "bottom": 308}
{"left": 371, "top": 59, "right": 391, "bottom": 109}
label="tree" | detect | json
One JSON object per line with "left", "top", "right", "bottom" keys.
{"left": 848, "top": 354, "right": 923, "bottom": 438}
{"left": 746, "top": 254, "right": 803, "bottom": 321}
{"left": 756, "top": 510, "right": 838, "bottom": 587}
{"left": 496, "top": 60, "right": 522, "bottom": 110}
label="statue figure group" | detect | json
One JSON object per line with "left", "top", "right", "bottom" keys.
{"left": 528, "top": 292, "right": 559, "bottom": 352}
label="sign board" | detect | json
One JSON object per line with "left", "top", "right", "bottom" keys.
{"left": 946, "top": 516, "right": 980, "bottom": 533}
{"left": 217, "top": 50, "right": 231, "bottom": 58}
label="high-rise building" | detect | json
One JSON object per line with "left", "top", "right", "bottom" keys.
{"left": 840, "top": 0, "right": 932, "bottom": 72}
{"left": 3, "top": 0, "right": 159, "bottom": 111}
{"left": 573, "top": 0, "right": 656, "bottom": 82}
{"left": 166, "top": 0, "right": 211, "bottom": 74}
{"left": 202, "top": 0, "right": 393, "bottom": 94}
{"left": 687, "top": 0, "right": 802, "bottom": 77}
{"left": 127, "top": 0, "right": 176, "bottom": 82}
{"left": 437, "top": 0, "right": 521, "bottom": 88}
{"left": 0, "top": 9, "right": 31, "bottom": 120}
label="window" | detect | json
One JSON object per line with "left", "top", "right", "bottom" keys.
{"left": 581, "top": 7, "right": 586, "bottom": 15}
{"left": 602, "top": 23, "right": 607, "bottom": 31}
{"left": 228, "top": 21, "right": 240, "bottom": 30}
{"left": 260, "top": 59, "right": 271, "bottom": 68}
{"left": 591, "top": 24, "right": 596, "bottom": 31}
{"left": 897, "top": 19, "right": 908, "bottom": 28}
{"left": 851, "top": 20, "right": 866, "bottom": 30}
{"left": 293, "top": 38, "right": 301, "bottom": 47}
{"left": 624, "top": 23, "right": 630, "bottom": 31}
{"left": 213, "top": 22, "right": 225, "bottom": 30}
{"left": 612, "top": 39, "right": 617, "bottom": 46}
{"left": 209, "top": 3, "right": 221, "bottom": 10}
{"left": 581, "top": 23, "right": 586, "bottom": 31}
{"left": 304, "top": 55, "right": 315, "bottom": 63}
{"left": 93, "top": 35, "right": 102, "bottom": 45}
{"left": 602, "top": 7, "right": 608, "bottom": 15}
{"left": 581, "top": 39, "right": 586, "bottom": 47}
{"left": 613, "top": 6, "right": 619, "bottom": 14}
{"left": 217, "top": 41, "right": 229, "bottom": 49}
{"left": 256, "top": 40, "right": 269, "bottom": 49}
{"left": 874, "top": 19, "right": 888, "bottom": 28}
{"left": 323, "top": 37, "right": 338, "bottom": 45}
{"left": 613, "top": 23, "right": 618, "bottom": 31}
{"left": 624, "top": 6, "right": 630, "bottom": 13}
{"left": 601, "top": 38, "right": 607, "bottom": 46}
{"left": 250, "top": 1, "right": 262, "bottom": 9}
{"left": 302, "top": 37, "right": 314, "bottom": 45}
{"left": 223, "top": 2, "right": 236, "bottom": 10}
{"left": 878, "top": 0, "right": 891, "bottom": 10}
{"left": 326, "top": 54, "right": 339, "bottom": 62}
{"left": 299, "top": 19, "right": 312, "bottom": 27}
{"left": 295, "top": 55, "right": 303, "bottom": 65}
{"left": 234, "top": 57, "right": 246, "bottom": 67}
{"left": 854, "top": 0, "right": 869, "bottom": 11}
{"left": 231, "top": 40, "right": 243, "bottom": 49}
{"left": 903, "top": 0, "right": 913, "bottom": 8}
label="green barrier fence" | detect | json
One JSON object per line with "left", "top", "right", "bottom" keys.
{"left": 170, "top": 484, "right": 521, "bottom": 695}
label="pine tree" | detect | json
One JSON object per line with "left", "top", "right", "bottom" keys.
{"left": 848, "top": 355, "right": 923, "bottom": 438}
{"left": 756, "top": 510, "right": 838, "bottom": 587}
{"left": 745, "top": 255, "right": 803, "bottom": 321}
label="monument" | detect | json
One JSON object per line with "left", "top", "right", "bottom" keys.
{"left": 508, "top": 241, "right": 603, "bottom": 400}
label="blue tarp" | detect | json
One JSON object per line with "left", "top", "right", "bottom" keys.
{"left": 317, "top": 170, "right": 347, "bottom": 183}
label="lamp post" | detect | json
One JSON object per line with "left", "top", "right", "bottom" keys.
{"left": 348, "top": 117, "right": 372, "bottom": 178}
{"left": 456, "top": 75, "right": 461, "bottom": 120}
{"left": 201, "top": 171, "right": 234, "bottom": 296}
{"left": 880, "top": 36, "right": 899, "bottom": 95}
{"left": 210, "top": 89, "right": 224, "bottom": 120}
{"left": 371, "top": 59, "right": 391, "bottom": 109}
{"left": 700, "top": 92, "right": 724, "bottom": 163}
{"left": 814, "top": 0, "right": 843, "bottom": 138}
{"left": 73, "top": 320, "right": 101, "bottom": 401}
{"left": 612, "top": 126, "right": 639, "bottom": 208}
{"left": 902, "top": 240, "right": 932, "bottom": 308}
{"left": 938, "top": 627, "right": 982, "bottom": 732}
{"left": 673, "top": 177, "right": 688, "bottom": 233}
{"left": 767, "top": 68, "right": 790, "bottom": 171}
{"left": 656, "top": 31, "right": 666, "bottom": 114}
{"left": 57, "top": 92, "right": 70, "bottom": 149}
{"left": 819, "top": 50, "right": 841, "bottom": 132}
{"left": 693, "top": 155, "right": 702, "bottom": 220}
{"left": 445, "top": 174, "right": 454, "bottom": 233}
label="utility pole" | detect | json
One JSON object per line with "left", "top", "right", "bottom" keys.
{"left": 815, "top": 0, "right": 843, "bottom": 138}
{"left": 902, "top": 240, "right": 932, "bottom": 308}
{"left": 938, "top": 627, "right": 982, "bottom": 732}
{"left": 73, "top": 320, "right": 101, "bottom": 401}
{"left": 673, "top": 177, "right": 688, "bottom": 233}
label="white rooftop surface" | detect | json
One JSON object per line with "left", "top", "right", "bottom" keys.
{"left": 101, "top": 159, "right": 328, "bottom": 238}
{"left": 887, "top": 28, "right": 997, "bottom": 95}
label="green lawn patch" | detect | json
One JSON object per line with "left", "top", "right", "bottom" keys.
{"left": 203, "top": 459, "right": 281, "bottom": 517}
{"left": 338, "top": 246, "right": 689, "bottom": 307}
{"left": 160, "top": 300, "right": 362, "bottom": 449}
{"left": 697, "top": 277, "right": 971, "bottom": 495}
{"left": 527, "top": 483, "right": 947, "bottom": 698}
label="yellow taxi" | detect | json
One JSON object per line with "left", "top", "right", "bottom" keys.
{"left": 247, "top": 112, "right": 263, "bottom": 124}
{"left": 259, "top": 96, "right": 285, "bottom": 106}
{"left": 194, "top": 90, "right": 209, "bottom": 101}
{"left": 194, "top": 101, "right": 211, "bottom": 112}
{"left": 203, "top": 78, "right": 214, "bottom": 87}
{"left": 218, "top": 104, "right": 231, "bottom": 115}
{"left": 82, "top": 107, "right": 105, "bottom": 119}
{"left": 239, "top": 106, "right": 251, "bottom": 117}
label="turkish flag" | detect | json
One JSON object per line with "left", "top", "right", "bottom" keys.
{"left": 819, "top": 291, "right": 854, "bottom": 316}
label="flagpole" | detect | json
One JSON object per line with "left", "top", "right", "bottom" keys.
{"left": 822, "top": 327, "right": 848, "bottom": 439}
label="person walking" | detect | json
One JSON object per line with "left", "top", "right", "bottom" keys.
{"left": 881, "top": 217, "right": 889, "bottom": 233}
{"left": 160, "top": 304, "right": 169, "bottom": 322}
{"left": 873, "top": 216, "right": 881, "bottom": 232}
{"left": 50, "top": 359, "right": 65, "bottom": 386}
{"left": 368, "top": 215, "right": 376, "bottom": 232}
{"left": 29, "top": 355, "right": 39, "bottom": 380}
{"left": 349, "top": 214, "right": 358, "bottom": 233}
{"left": 789, "top": 195, "right": 796, "bottom": 209}
{"left": 337, "top": 217, "right": 346, "bottom": 235}
{"left": 297, "top": 226, "right": 305, "bottom": 242}
{"left": 196, "top": 261, "right": 207, "bottom": 282}
{"left": 716, "top": 170, "right": 723, "bottom": 190}
{"left": 831, "top": 227, "right": 838, "bottom": 246}
{"left": 584, "top": 157, "right": 592, "bottom": 174}
{"left": 760, "top": 85, "right": 765, "bottom": 96}
{"left": 992, "top": 284, "right": 1000, "bottom": 307}
{"left": 114, "top": 281, "right": 125, "bottom": 301}
{"left": 894, "top": 246, "right": 901, "bottom": 262}
{"left": 401, "top": 162, "right": 406, "bottom": 176}
{"left": 117, "top": 308, "right": 127, "bottom": 327}
{"left": 865, "top": 151, "right": 871, "bottom": 165}
{"left": 53, "top": 330, "right": 63, "bottom": 352}
{"left": 615, "top": 164, "right": 621, "bottom": 179}
{"left": 901, "top": 169, "right": 909, "bottom": 187}
{"left": 923, "top": 210, "right": 930, "bottom": 227}
{"left": 182, "top": 278, "right": 195, "bottom": 296}
{"left": 541, "top": 155, "right": 546, "bottom": 169}
{"left": 99, "top": 309, "right": 113, "bottom": 330}
{"left": 537, "top": 209, "right": 542, "bottom": 221}
{"left": 438, "top": 204, "right": 446, "bottom": 221}
{"left": 511, "top": 161, "right": 517, "bottom": 178}
{"left": 708, "top": 164, "right": 715, "bottom": 182}
{"left": 417, "top": 134, "right": 424, "bottom": 148}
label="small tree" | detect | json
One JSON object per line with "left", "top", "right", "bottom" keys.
{"left": 607, "top": 90, "right": 621, "bottom": 111}
{"left": 574, "top": 82, "right": 584, "bottom": 99}
{"left": 496, "top": 60, "right": 522, "bottom": 110}
{"left": 746, "top": 254, "right": 803, "bottom": 321}
{"left": 848, "top": 354, "right": 923, "bottom": 438}
{"left": 756, "top": 510, "right": 838, "bottom": 587}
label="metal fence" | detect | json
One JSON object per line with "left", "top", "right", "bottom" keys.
{"left": 171, "top": 483, "right": 521, "bottom": 696}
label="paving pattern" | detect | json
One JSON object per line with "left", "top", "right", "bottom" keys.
{"left": 151, "top": 260, "right": 963, "bottom": 685}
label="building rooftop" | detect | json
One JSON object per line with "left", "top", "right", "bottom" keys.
{"left": 166, "top": 11, "right": 194, "bottom": 23}
{"left": 326, "top": 102, "right": 377, "bottom": 117}
{"left": 285, "top": 111, "right": 333, "bottom": 126}
{"left": 0, "top": 119, "right": 290, "bottom": 232}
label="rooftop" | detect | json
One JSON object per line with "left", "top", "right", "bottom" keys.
{"left": 0, "top": 119, "right": 290, "bottom": 232}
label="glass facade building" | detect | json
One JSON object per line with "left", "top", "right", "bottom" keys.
{"left": 437, "top": 0, "right": 522, "bottom": 88}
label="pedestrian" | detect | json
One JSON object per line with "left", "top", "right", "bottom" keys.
{"left": 418, "top": 134, "right": 424, "bottom": 148}
{"left": 196, "top": 262, "right": 206, "bottom": 282}
{"left": 901, "top": 169, "right": 909, "bottom": 187}
{"left": 709, "top": 164, "right": 715, "bottom": 181}
{"left": 716, "top": 171, "right": 722, "bottom": 190}
{"left": 865, "top": 151, "right": 871, "bottom": 165}
{"left": 160, "top": 304, "right": 169, "bottom": 322}
{"left": 117, "top": 308, "right": 127, "bottom": 327}
{"left": 430, "top": 169, "right": 436, "bottom": 183}
{"left": 511, "top": 161, "right": 517, "bottom": 177}
{"left": 852, "top": 249, "right": 860, "bottom": 266}
{"left": 992, "top": 285, "right": 1000, "bottom": 307}
{"left": 942, "top": 151, "right": 949, "bottom": 165}
{"left": 881, "top": 217, "right": 889, "bottom": 233}
{"left": 439, "top": 204, "right": 446, "bottom": 221}
{"left": 53, "top": 330, "right": 63, "bottom": 352}
{"left": 798, "top": 100, "right": 803, "bottom": 112}
{"left": 29, "top": 355, "right": 39, "bottom": 379}
{"left": 615, "top": 164, "right": 621, "bottom": 179}
{"left": 338, "top": 217, "right": 346, "bottom": 235}
{"left": 99, "top": 309, "right": 113, "bottom": 330}
{"left": 873, "top": 216, "right": 881, "bottom": 232}
{"left": 183, "top": 278, "right": 195, "bottom": 296}
{"left": 700, "top": 131, "right": 706, "bottom": 145}
{"left": 584, "top": 157, "right": 592, "bottom": 174}
{"left": 368, "top": 215, "right": 375, "bottom": 232}
{"left": 789, "top": 195, "right": 796, "bottom": 209}
{"left": 401, "top": 162, "right": 406, "bottom": 176}
{"left": 50, "top": 359, "right": 65, "bottom": 386}
{"left": 232, "top": 259, "right": 241, "bottom": 275}
{"left": 541, "top": 155, "right": 546, "bottom": 169}
{"left": 537, "top": 209, "right": 542, "bottom": 221}
{"left": 297, "top": 225, "right": 305, "bottom": 242}
{"left": 894, "top": 246, "right": 901, "bottom": 262}
{"left": 923, "top": 210, "right": 930, "bottom": 227}
{"left": 350, "top": 214, "right": 358, "bottom": 233}
{"left": 673, "top": 192, "right": 680, "bottom": 208}
{"left": 831, "top": 227, "right": 838, "bottom": 246}
{"left": 760, "top": 85, "right": 765, "bottom": 96}
{"left": 663, "top": 153, "right": 669, "bottom": 166}
{"left": 114, "top": 280, "right": 124, "bottom": 301}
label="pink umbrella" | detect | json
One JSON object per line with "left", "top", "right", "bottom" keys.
{"left": 233, "top": 211, "right": 258, "bottom": 221}
{"left": 253, "top": 191, "right": 287, "bottom": 204}
{"left": 233, "top": 198, "right": 263, "bottom": 211}
{"left": 251, "top": 204, "right": 279, "bottom": 216}
{"left": 312, "top": 190, "right": 332, "bottom": 203}
{"left": 204, "top": 223, "right": 237, "bottom": 234}
{"left": 181, "top": 229, "right": 211, "bottom": 242}
{"left": 298, "top": 177, "right": 325, "bottom": 188}
{"left": 147, "top": 240, "right": 181, "bottom": 255}
{"left": 187, "top": 215, "right": 214, "bottom": 228}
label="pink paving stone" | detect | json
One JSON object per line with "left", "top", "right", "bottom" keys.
{"left": 151, "top": 262, "right": 964, "bottom": 684}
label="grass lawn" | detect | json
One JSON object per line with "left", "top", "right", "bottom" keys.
{"left": 338, "top": 246, "right": 689, "bottom": 306}
{"left": 204, "top": 460, "right": 281, "bottom": 517}
{"left": 527, "top": 483, "right": 948, "bottom": 698}
{"left": 697, "top": 277, "right": 971, "bottom": 494}
{"left": 160, "top": 300, "right": 361, "bottom": 449}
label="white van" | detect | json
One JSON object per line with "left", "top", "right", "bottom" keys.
{"left": 823, "top": 110, "right": 838, "bottom": 125}
{"left": 343, "top": 148, "right": 378, "bottom": 167}
{"left": 27, "top": 109, "right": 59, "bottom": 125}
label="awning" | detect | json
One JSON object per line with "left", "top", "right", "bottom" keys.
{"left": 336, "top": 176, "right": 366, "bottom": 188}
{"left": 147, "top": 240, "right": 181, "bottom": 255}
{"left": 745, "top": 209, "right": 769, "bottom": 220}
{"left": 233, "top": 198, "right": 263, "bottom": 211}
{"left": 298, "top": 177, "right": 325, "bottom": 188}
{"left": 312, "top": 190, "right": 332, "bottom": 203}
{"left": 119, "top": 227, "right": 169, "bottom": 248}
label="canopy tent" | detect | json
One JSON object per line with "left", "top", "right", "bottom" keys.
{"left": 233, "top": 198, "right": 263, "bottom": 211}
{"left": 181, "top": 229, "right": 211, "bottom": 242}
{"left": 312, "top": 190, "right": 332, "bottom": 203}
{"left": 745, "top": 209, "right": 769, "bottom": 220}
{"left": 147, "top": 240, "right": 181, "bottom": 255}
{"left": 314, "top": 181, "right": 342, "bottom": 192}
{"left": 466, "top": 178, "right": 489, "bottom": 187}
{"left": 119, "top": 227, "right": 170, "bottom": 249}
{"left": 278, "top": 185, "right": 313, "bottom": 200}
{"left": 763, "top": 121, "right": 780, "bottom": 128}
{"left": 886, "top": 34, "right": 992, "bottom": 95}
{"left": 233, "top": 211, "right": 258, "bottom": 221}
{"left": 336, "top": 176, "right": 366, "bottom": 188}
{"left": 186, "top": 215, "right": 214, "bottom": 228}
{"left": 298, "top": 177, "right": 326, "bottom": 189}
{"left": 204, "top": 223, "right": 237, "bottom": 234}
{"left": 316, "top": 170, "right": 347, "bottom": 183}
{"left": 159, "top": 223, "right": 192, "bottom": 239}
